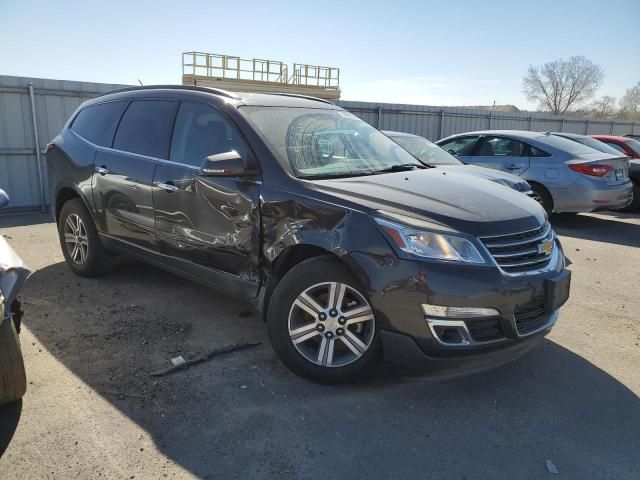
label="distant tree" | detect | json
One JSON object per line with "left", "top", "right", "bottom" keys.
{"left": 590, "top": 95, "right": 617, "bottom": 118}
{"left": 522, "top": 56, "right": 604, "bottom": 114}
{"left": 619, "top": 82, "right": 640, "bottom": 120}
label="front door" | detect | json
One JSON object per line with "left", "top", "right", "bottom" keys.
{"left": 470, "top": 136, "right": 530, "bottom": 176}
{"left": 152, "top": 101, "right": 261, "bottom": 298}
{"left": 93, "top": 99, "right": 177, "bottom": 249}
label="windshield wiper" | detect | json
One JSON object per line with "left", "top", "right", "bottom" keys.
{"left": 369, "top": 163, "right": 430, "bottom": 174}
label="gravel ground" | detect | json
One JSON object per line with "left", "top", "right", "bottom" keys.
{"left": 0, "top": 212, "right": 638, "bottom": 480}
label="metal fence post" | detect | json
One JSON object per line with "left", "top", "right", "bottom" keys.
{"left": 438, "top": 110, "right": 445, "bottom": 140}
{"left": 585, "top": 120, "right": 590, "bottom": 135}
{"left": 561, "top": 119, "right": 565, "bottom": 132}
{"left": 610, "top": 122, "right": 614, "bottom": 134}
{"left": 28, "top": 83, "right": 46, "bottom": 212}
{"left": 377, "top": 107, "right": 383, "bottom": 129}
{"left": 528, "top": 116, "right": 533, "bottom": 131}
{"left": 488, "top": 113, "right": 492, "bottom": 130}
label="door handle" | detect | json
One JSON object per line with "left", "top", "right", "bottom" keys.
{"left": 506, "top": 164, "right": 520, "bottom": 170}
{"left": 157, "top": 182, "right": 179, "bottom": 192}
{"left": 95, "top": 165, "right": 109, "bottom": 175}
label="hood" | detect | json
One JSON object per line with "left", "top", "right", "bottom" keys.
{"left": 436, "top": 164, "right": 530, "bottom": 191}
{"left": 313, "top": 169, "right": 546, "bottom": 237}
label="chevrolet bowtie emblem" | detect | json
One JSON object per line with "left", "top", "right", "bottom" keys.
{"left": 538, "top": 239, "right": 553, "bottom": 256}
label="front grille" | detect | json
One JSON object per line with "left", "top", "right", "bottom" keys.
{"left": 466, "top": 317, "right": 503, "bottom": 342}
{"left": 480, "top": 222, "right": 554, "bottom": 274}
{"left": 514, "top": 303, "right": 548, "bottom": 335}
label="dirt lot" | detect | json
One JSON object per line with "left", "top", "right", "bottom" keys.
{"left": 0, "top": 212, "right": 638, "bottom": 479}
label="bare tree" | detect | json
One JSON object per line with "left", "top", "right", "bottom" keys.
{"left": 619, "top": 82, "right": 640, "bottom": 120}
{"left": 590, "top": 95, "right": 617, "bottom": 118}
{"left": 523, "top": 56, "right": 604, "bottom": 114}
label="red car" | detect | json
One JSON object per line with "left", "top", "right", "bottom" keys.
{"left": 591, "top": 135, "right": 640, "bottom": 159}
{"left": 591, "top": 135, "right": 640, "bottom": 210}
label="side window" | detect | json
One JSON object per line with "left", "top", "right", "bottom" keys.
{"left": 70, "top": 101, "right": 126, "bottom": 146}
{"left": 439, "top": 136, "right": 478, "bottom": 156}
{"left": 604, "top": 142, "right": 626, "bottom": 154}
{"left": 170, "top": 102, "right": 248, "bottom": 167}
{"left": 478, "top": 137, "right": 527, "bottom": 157}
{"left": 530, "top": 145, "right": 551, "bottom": 157}
{"left": 113, "top": 100, "right": 176, "bottom": 159}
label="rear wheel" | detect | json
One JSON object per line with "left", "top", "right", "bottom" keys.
{"left": 618, "top": 180, "right": 640, "bottom": 212}
{"left": 267, "top": 256, "right": 381, "bottom": 384}
{"left": 58, "top": 199, "right": 111, "bottom": 277}
{"left": 530, "top": 184, "right": 553, "bottom": 214}
{"left": 0, "top": 318, "right": 26, "bottom": 406}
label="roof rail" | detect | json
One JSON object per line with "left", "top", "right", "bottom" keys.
{"left": 262, "top": 92, "right": 335, "bottom": 105}
{"left": 96, "top": 84, "right": 240, "bottom": 100}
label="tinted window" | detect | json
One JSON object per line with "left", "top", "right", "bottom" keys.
{"left": 603, "top": 142, "right": 626, "bottom": 154}
{"left": 624, "top": 139, "right": 640, "bottom": 156}
{"left": 71, "top": 101, "right": 126, "bottom": 146}
{"left": 170, "top": 102, "right": 248, "bottom": 167}
{"left": 477, "top": 137, "right": 527, "bottom": 157}
{"left": 560, "top": 136, "right": 623, "bottom": 156}
{"left": 530, "top": 146, "right": 551, "bottom": 157}
{"left": 113, "top": 100, "right": 176, "bottom": 159}
{"left": 438, "top": 136, "right": 478, "bottom": 155}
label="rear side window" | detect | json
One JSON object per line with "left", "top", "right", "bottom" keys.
{"left": 170, "top": 102, "right": 248, "bottom": 167}
{"left": 113, "top": 100, "right": 176, "bottom": 159}
{"left": 478, "top": 137, "right": 527, "bottom": 157}
{"left": 439, "top": 136, "right": 478, "bottom": 155}
{"left": 71, "top": 101, "right": 126, "bottom": 146}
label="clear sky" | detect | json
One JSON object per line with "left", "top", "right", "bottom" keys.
{"left": 1, "top": 0, "right": 638, "bottom": 109}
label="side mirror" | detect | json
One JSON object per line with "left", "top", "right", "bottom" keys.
{"left": 0, "top": 189, "right": 9, "bottom": 209}
{"left": 200, "top": 151, "right": 246, "bottom": 177}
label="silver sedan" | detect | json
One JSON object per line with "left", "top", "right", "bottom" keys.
{"left": 437, "top": 130, "right": 632, "bottom": 213}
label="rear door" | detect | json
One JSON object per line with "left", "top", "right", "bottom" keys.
{"left": 152, "top": 101, "right": 261, "bottom": 297}
{"left": 93, "top": 99, "right": 177, "bottom": 249}
{"left": 470, "top": 136, "right": 530, "bottom": 175}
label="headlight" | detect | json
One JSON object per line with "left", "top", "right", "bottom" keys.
{"left": 374, "top": 217, "right": 485, "bottom": 263}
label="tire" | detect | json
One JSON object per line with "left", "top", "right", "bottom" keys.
{"left": 618, "top": 180, "right": 640, "bottom": 212}
{"left": 267, "top": 256, "right": 381, "bottom": 384}
{"left": 58, "top": 199, "right": 111, "bottom": 277}
{"left": 0, "top": 319, "right": 26, "bottom": 406}
{"left": 530, "top": 184, "right": 553, "bottom": 214}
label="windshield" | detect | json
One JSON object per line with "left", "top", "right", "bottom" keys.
{"left": 625, "top": 138, "right": 640, "bottom": 156}
{"left": 240, "top": 107, "right": 423, "bottom": 178}
{"left": 559, "top": 135, "right": 624, "bottom": 156}
{"left": 388, "top": 134, "right": 462, "bottom": 166}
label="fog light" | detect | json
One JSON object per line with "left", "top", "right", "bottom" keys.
{"left": 421, "top": 304, "right": 500, "bottom": 319}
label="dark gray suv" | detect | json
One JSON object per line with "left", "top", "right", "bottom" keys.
{"left": 46, "top": 86, "right": 571, "bottom": 383}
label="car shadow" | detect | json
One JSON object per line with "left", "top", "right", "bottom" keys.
{"left": 0, "top": 400, "right": 22, "bottom": 458}
{"left": 0, "top": 213, "right": 52, "bottom": 229}
{"left": 551, "top": 212, "right": 640, "bottom": 248}
{"left": 14, "top": 260, "right": 640, "bottom": 479}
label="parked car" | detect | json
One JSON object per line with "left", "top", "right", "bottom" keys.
{"left": 591, "top": 135, "right": 640, "bottom": 159}
{"left": 383, "top": 131, "right": 535, "bottom": 197}
{"left": 46, "top": 87, "right": 571, "bottom": 384}
{"left": 554, "top": 132, "right": 639, "bottom": 211}
{"left": 0, "top": 189, "right": 30, "bottom": 406}
{"left": 436, "top": 130, "right": 632, "bottom": 214}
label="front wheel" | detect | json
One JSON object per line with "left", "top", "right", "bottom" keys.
{"left": 0, "top": 318, "right": 26, "bottom": 406}
{"left": 267, "top": 257, "right": 381, "bottom": 384}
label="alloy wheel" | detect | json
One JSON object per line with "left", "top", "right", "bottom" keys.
{"left": 288, "top": 282, "right": 375, "bottom": 367}
{"left": 63, "top": 214, "right": 89, "bottom": 264}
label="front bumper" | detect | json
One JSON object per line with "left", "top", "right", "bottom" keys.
{"left": 345, "top": 248, "right": 569, "bottom": 374}
{"left": 551, "top": 179, "right": 633, "bottom": 212}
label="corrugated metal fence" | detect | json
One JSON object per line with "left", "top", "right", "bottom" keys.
{"left": 337, "top": 100, "right": 639, "bottom": 141}
{"left": 1, "top": 75, "right": 638, "bottom": 212}
{"left": 0, "top": 75, "right": 126, "bottom": 211}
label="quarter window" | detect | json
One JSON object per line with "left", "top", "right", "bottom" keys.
{"left": 113, "top": 100, "right": 176, "bottom": 159}
{"left": 477, "top": 137, "right": 527, "bottom": 157}
{"left": 604, "top": 142, "right": 627, "bottom": 154}
{"left": 170, "top": 102, "right": 248, "bottom": 167}
{"left": 530, "top": 145, "right": 551, "bottom": 157}
{"left": 70, "top": 101, "right": 126, "bottom": 146}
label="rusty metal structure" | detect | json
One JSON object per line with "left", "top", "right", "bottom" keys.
{"left": 181, "top": 52, "right": 341, "bottom": 100}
